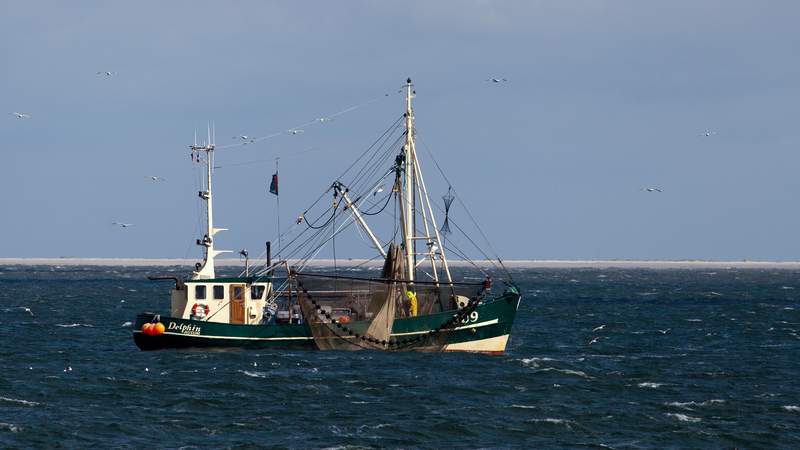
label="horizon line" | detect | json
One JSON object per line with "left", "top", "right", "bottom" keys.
{"left": 3, "top": 257, "right": 800, "bottom": 269}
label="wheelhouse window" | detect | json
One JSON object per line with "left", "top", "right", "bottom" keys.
{"left": 195, "top": 285, "right": 206, "bottom": 300}
{"left": 251, "top": 285, "right": 265, "bottom": 300}
{"left": 213, "top": 285, "right": 225, "bottom": 300}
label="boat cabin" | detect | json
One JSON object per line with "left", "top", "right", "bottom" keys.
{"left": 172, "top": 277, "right": 277, "bottom": 325}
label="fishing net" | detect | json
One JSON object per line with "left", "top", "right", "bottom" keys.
{"left": 294, "top": 245, "right": 485, "bottom": 351}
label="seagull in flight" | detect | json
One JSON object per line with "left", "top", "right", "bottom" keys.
{"left": 96, "top": 71, "right": 116, "bottom": 77}
{"left": 486, "top": 77, "right": 508, "bottom": 83}
{"left": 318, "top": 117, "right": 333, "bottom": 123}
{"left": 641, "top": 187, "right": 663, "bottom": 193}
{"left": 10, "top": 112, "right": 31, "bottom": 119}
{"left": 147, "top": 176, "right": 166, "bottom": 182}
{"left": 20, "top": 307, "right": 34, "bottom": 317}
{"left": 288, "top": 129, "right": 304, "bottom": 135}
{"left": 373, "top": 185, "right": 385, "bottom": 196}
{"left": 700, "top": 129, "right": 717, "bottom": 137}
{"left": 588, "top": 337, "right": 601, "bottom": 345}
{"left": 112, "top": 222, "right": 135, "bottom": 228}
{"left": 592, "top": 324, "right": 606, "bottom": 332}
{"left": 657, "top": 328, "right": 671, "bottom": 334}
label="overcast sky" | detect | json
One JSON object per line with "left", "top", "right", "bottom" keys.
{"left": 3, "top": 1, "right": 800, "bottom": 261}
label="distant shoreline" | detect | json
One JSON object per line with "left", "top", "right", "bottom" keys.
{"left": 2, "top": 258, "right": 800, "bottom": 269}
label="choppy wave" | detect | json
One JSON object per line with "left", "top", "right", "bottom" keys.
{"left": 665, "top": 399, "right": 725, "bottom": 410}
{"left": 527, "top": 418, "right": 573, "bottom": 428}
{"left": 666, "top": 413, "right": 701, "bottom": 423}
{"left": 638, "top": 382, "right": 664, "bottom": 388}
{"left": 239, "top": 370, "right": 267, "bottom": 378}
{"left": 0, "top": 422, "right": 21, "bottom": 433}
{"left": 783, "top": 405, "right": 800, "bottom": 412}
{"left": 56, "top": 323, "right": 94, "bottom": 328}
{"left": 0, "top": 396, "right": 40, "bottom": 407}
{"left": 534, "top": 367, "right": 592, "bottom": 379}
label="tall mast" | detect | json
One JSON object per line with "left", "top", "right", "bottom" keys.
{"left": 403, "top": 78, "right": 415, "bottom": 281}
{"left": 191, "top": 125, "right": 229, "bottom": 280}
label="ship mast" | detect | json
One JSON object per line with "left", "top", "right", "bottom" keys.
{"left": 400, "top": 78, "right": 453, "bottom": 285}
{"left": 191, "top": 125, "right": 229, "bottom": 280}
{"left": 403, "top": 79, "right": 416, "bottom": 281}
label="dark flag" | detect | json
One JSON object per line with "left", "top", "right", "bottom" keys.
{"left": 269, "top": 172, "right": 279, "bottom": 196}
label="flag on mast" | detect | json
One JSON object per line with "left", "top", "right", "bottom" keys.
{"left": 269, "top": 172, "right": 279, "bottom": 196}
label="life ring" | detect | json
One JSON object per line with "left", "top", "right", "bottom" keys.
{"left": 191, "top": 303, "right": 210, "bottom": 319}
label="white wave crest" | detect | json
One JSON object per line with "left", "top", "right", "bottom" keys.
{"left": 527, "top": 418, "right": 573, "bottom": 428}
{"left": 121, "top": 321, "right": 133, "bottom": 328}
{"left": 519, "top": 357, "right": 556, "bottom": 368}
{"left": 535, "top": 367, "right": 591, "bottom": 379}
{"left": 0, "top": 422, "right": 21, "bottom": 432}
{"left": 0, "top": 396, "right": 40, "bottom": 407}
{"left": 239, "top": 370, "right": 267, "bottom": 378}
{"left": 510, "top": 404, "right": 537, "bottom": 409}
{"left": 666, "top": 413, "right": 701, "bottom": 423}
{"left": 638, "top": 382, "right": 664, "bottom": 388}
{"left": 665, "top": 399, "right": 725, "bottom": 410}
{"left": 783, "top": 405, "right": 800, "bottom": 412}
{"left": 56, "top": 323, "right": 94, "bottom": 328}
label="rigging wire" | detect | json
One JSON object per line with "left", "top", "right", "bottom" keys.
{"left": 249, "top": 117, "right": 405, "bottom": 274}
{"left": 415, "top": 131, "right": 514, "bottom": 282}
{"left": 216, "top": 92, "right": 399, "bottom": 151}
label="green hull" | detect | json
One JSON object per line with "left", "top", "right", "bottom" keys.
{"left": 133, "top": 291, "right": 520, "bottom": 353}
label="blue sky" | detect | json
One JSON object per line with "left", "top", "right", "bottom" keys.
{"left": 3, "top": 1, "right": 800, "bottom": 260}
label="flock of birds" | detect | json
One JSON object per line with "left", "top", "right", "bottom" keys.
{"left": 8, "top": 72, "right": 720, "bottom": 228}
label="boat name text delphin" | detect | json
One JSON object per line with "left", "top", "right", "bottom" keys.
{"left": 167, "top": 322, "right": 201, "bottom": 335}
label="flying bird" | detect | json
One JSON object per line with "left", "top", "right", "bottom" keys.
{"left": 96, "top": 71, "right": 116, "bottom": 77}
{"left": 641, "top": 187, "right": 663, "bottom": 193}
{"left": 588, "top": 337, "right": 601, "bottom": 345}
{"left": 147, "top": 176, "right": 166, "bottom": 182}
{"left": 112, "top": 222, "right": 135, "bottom": 228}
{"left": 700, "top": 129, "right": 717, "bottom": 137}
{"left": 657, "top": 328, "right": 671, "bottom": 334}
{"left": 372, "top": 185, "right": 385, "bottom": 196}
{"left": 592, "top": 324, "right": 606, "bottom": 332}
{"left": 318, "top": 117, "right": 333, "bottom": 123}
{"left": 486, "top": 77, "right": 508, "bottom": 83}
{"left": 10, "top": 112, "right": 31, "bottom": 119}
{"left": 288, "top": 129, "right": 304, "bottom": 135}
{"left": 20, "top": 307, "right": 34, "bottom": 317}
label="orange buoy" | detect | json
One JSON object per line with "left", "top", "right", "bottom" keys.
{"left": 153, "top": 322, "right": 166, "bottom": 335}
{"left": 338, "top": 315, "right": 351, "bottom": 324}
{"left": 141, "top": 323, "right": 153, "bottom": 335}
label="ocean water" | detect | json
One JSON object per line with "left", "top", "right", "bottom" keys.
{"left": 0, "top": 265, "right": 799, "bottom": 448}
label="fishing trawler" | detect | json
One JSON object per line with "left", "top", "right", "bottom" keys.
{"left": 133, "top": 79, "right": 521, "bottom": 353}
